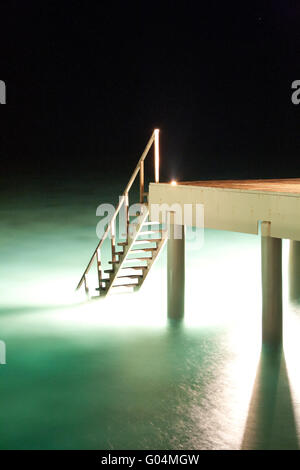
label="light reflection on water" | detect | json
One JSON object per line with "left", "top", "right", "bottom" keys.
{"left": 1, "top": 179, "right": 300, "bottom": 449}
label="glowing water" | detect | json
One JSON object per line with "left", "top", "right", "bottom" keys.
{"left": 0, "top": 176, "right": 300, "bottom": 449}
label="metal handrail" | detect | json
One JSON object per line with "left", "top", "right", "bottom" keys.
{"left": 76, "top": 129, "right": 160, "bottom": 292}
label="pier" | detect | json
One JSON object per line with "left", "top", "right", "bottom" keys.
{"left": 149, "top": 178, "right": 300, "bottom": 345}
{"left": 77, "top": 131, "right": 300, "bottom": 347}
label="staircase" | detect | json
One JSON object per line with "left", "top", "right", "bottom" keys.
{"left": 97, "top": 205, "right": 167, "bottom": 296}
{"left": 76, "top": 130, "right": 166, "bottom": 299}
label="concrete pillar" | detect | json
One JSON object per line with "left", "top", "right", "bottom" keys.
{"left": 167, "top": 217, "right": 185, "bottom": 319}
{"left": 289, "top": 240, "right": 300, "bottom": 302}
{"left": 261, "top": 222, "right": 282, "bottom": 346}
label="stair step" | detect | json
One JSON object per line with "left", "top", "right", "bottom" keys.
{"left": 117, "top": 274, "right": 143, "bottom": 279}
{"left": 142, "top": 221, "right": 160, "bottom": 226}
{"left": 123, "top": 259, "right": 148, "bottom": 265}
{"left": 117, "top": 242, "right": 128, "bottom": 246}
{"left": 123, "top": 265, "right": 148, "bottom": 270}
{"left": 138, "top": 230, "right": 162, "bottom": 236}
{"left": 120, "top": 266, "right": 148, "bottom": 271}
{"left": 112, "top": 283, "right": 139, "bottom": 288}
{"left": 118, "top": 270, "right": 146, "bottom": 277}
{"left": 125, "top": 256, "right": 151, "bottom": 261}
{"left": 127, "top": 250, "right": 153, "bottom": 256}
{"left": 104, "top": 269, "right": 114, "bottom": 274}
{"left": 115, "top": 277, "right": 141, "bottom": 283}
{"left": 133, "top": 239, "right": 160, "bottom": 246}
{"left": 108, "top": 259, "right": 122, "bottom": 265}
{"left": 129, "top": 248, "right": 155, "bottom": 253}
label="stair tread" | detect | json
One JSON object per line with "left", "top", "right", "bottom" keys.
{"left": 133, "top": 239, "right": 161, "bottom": 245}
{"left": 138, "top": 230, "right": 162, "bottom": 236}
{"left": 121, "top": 266, "right": 147, "bottom": 271}
{"left": 130, "top": 247, "right": 156, "bottom": 252}
{"left": 123, "top": 262, "right": 148, "bottom": 267}
{"left": 112, "top": 283, "right": 139, "bottom": 288}
{"left": 117, "top": 274, "right": 143, "bottom": 279}
{"left": 142, "top": 221, "right": 160, "bottom": 226}
{"left": 123, "top": 266, "right": 148, "bottom": 271}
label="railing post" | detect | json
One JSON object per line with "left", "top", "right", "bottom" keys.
{"left": 125, "top": 194, "right": 129, "bottom": 240}
{"left": 154, "top": 129, "right": 159, "bottom": 183}
{"left": 111, "top": 220, "right": 116, "bottom": 262}
{"left": 96, "top": 248, "right": 102, "bottom": 293}
{"left": 140, "top": 160, "right": 144, "bottom": 203}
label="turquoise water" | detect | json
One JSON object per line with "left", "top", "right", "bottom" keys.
{"left": 1, "top": 175, "right": 300, "bottom": 449}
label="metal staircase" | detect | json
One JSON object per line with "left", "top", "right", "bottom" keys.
{"left": 76, "top": 130, "right": 166, "bottom": 298}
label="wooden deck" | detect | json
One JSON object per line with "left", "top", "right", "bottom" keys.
{"left": 180, "top": 179, "right": 300, "bottom": 195}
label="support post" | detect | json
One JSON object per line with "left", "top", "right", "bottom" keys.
{"left": 261, "top": 222, "right": 282, "bottom": 346}
{"left": 289, "top": 240, "right": 300, "bottom": 302}
{"left": 167, "top": 214, "right": 185, "bottom": 319}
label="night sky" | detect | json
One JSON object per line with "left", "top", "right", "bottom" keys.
{"left": 1, "top": 1, "right": 299, "bottom": 182}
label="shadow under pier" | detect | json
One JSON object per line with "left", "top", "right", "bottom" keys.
{"left": 241, "top": 346, "right": 299, "bottom": 450}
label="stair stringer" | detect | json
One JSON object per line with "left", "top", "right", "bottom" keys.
{"left": 104, "top": 205, "right": 150, "bottom": 296}
{"left": 136, "top": 230, "right": 168, "bottom": 290}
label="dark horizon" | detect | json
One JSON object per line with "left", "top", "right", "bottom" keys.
{"left": 1, "top": 1, "right": 299, "bottom": 184}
